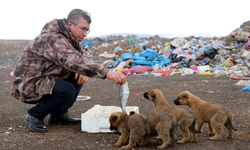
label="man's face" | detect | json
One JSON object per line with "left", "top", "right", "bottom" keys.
{"left": 68, "top": 17, "right": 90, "bottom": 43}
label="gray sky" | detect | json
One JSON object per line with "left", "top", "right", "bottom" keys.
{"left": 1, "top": 0, "right": 249, "bottom": 39}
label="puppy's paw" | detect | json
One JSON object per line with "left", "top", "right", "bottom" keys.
{"left": 177, "top": 140, "right": 185, "bottom": 144}
{"left": 122, "top": 145, "right": 131, "bottom": 149}
{"left": 157, "top": 145, "right": 165, "bottom": 149}
{"left": 114, "top": 142, "right": 121, "bottom": 146}
{"left": 209, "top": 137, "right": 217, "bottom": 141}
{"left": 227, "top": 136, "right": 233, "bottom": 139}
{"left": 208, "top": 132, "right": 215, "bottom": 136}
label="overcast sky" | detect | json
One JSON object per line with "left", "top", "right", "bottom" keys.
{"left": 1, "top": 0, "right": 249, "bottom": 40}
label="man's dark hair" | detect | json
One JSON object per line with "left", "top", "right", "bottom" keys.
{"left": 67, "top": 9, "right": 92, "bottom": 24}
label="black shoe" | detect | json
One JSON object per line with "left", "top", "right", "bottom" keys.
{"left": 25, "top": 114, "right": 48, "bottom": 133}
{"left": 48, "top": 113, "right": 81, "bottom": 125}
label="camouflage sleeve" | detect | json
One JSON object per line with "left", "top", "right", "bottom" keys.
{"left": 43, "top": 37, "right": 109, "bottom": 79}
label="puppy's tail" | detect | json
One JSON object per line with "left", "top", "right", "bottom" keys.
{"left": 226, "top": 115, "right": 237, "bottom": 131}
{"left": 190, "top": 119, "right": 201, "bottom": 133}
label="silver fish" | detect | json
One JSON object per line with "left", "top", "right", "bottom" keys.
{"left": 119, "top": 82, "right": 129, "bottom": 114}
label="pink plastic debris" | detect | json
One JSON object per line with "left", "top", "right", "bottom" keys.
{"left": 10, "top": 67, "right": 14, "bottom": 77}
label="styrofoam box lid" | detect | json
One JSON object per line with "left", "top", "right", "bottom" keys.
{"left": 81, "top": 105, "right": 139, "bottom": 133}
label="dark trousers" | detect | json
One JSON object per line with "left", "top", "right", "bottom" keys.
{"left": 28, "top": 73, "right": 83, "bottom": 119}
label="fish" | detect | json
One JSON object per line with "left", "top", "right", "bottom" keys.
{"left": 119, "top": 82, "right": 129, "bottom": 114}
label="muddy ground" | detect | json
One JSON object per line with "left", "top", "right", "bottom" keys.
{"left": 0, "top": 40, "right": 250, "bottom": 150}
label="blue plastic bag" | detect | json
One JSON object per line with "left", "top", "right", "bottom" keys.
{"left": 81, "top": 41, "right": 90, "bottom": 47}
{"left": 109, "top": 53, "right": 133, "bottom": 68}
{"left": 90, "top": 40, "right": 96, "bottom": 45}
{"left": 132, "top": 59, "right": 158, "bottom": 67}
{"left": 138, "top": 41, "right": 149, "bottom": 49}
{"left": 157, "top": 56, "right": 170, "bottom": 66}
{"left": 236, "top": 28, "right": 243, "bottom": 33}
{"left": 132, "top": 57, "right": 170, "bottom": 67}
{"left": 132, "top": 49, "right": 170, "bottom": 67}
{"left": 133, "top": 49, "right": 158, "bottom": 60}
{"left": 201, "top": 45, "right": 213, "bottom": 51}
{"left": 114, "top": 46, "right": 123, "bottom": 53}
{"left": 140, "top": 49, "right": 157, "bottom": 57}
{"left": 242, "top": 85, "right": 250, "bottom": 91}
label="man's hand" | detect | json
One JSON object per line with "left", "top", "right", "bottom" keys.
{"left": 106, "top": 70, "right": 126, "bottom": 85}
{"left": 75, "top": 73, "right": 88, "bottom": 85}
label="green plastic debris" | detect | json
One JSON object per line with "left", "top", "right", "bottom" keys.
{"left": 222, "top": 60, "right": 230, "bottom": 67}
{"left": 129, "top": 38, "right": 134, "bottom": 45}
{"left": 134, "top": 40, "right": 143, "bottom": 47}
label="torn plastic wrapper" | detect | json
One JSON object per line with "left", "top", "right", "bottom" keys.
{"left": 119, "top": 82, "right": 129, "bottom": 114}
{"left": 76, "top": 95, "right": 91, "bottom": 101}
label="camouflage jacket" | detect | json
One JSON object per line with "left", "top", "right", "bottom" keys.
{"left": 11, "top": 19, "right": 109, "bottom": 102}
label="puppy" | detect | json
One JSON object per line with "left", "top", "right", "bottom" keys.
{"left": 109, "top": 112, "right": 150, "bottom": 149}
{"left": 144, "top": 89, "right": 200, "bottom": 144}
{"left": 174, "top": 91, "right": 237, "bottom": 140}
{"left": 133, "top": 111, "right": 178, "bottom": 149}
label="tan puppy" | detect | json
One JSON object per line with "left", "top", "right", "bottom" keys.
{"left": 133, "top": 111, "right": 178, "bottom": 149}
{"left": 174, "top": 91, "right": 237, "bottom": 141}
{"left": 109, "top": 112, "right": 150, "bottom": 149}
{"left": 144, "top": 89, "right": 200, "bottom": 144}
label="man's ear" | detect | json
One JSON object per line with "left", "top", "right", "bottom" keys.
{"left": 67, "top": 22, "right": 73, "bottom": 29}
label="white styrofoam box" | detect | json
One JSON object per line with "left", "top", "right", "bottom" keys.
{"left": 81, "top": 105, "right": 139, "bottom": 133}
{"left": 198, "top": 65, "right": 211, "bottom": 73}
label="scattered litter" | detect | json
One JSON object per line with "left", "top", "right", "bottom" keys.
{"left": 242, "top": 85, "right": 250, "bottom": 91}
{"left": 4, "top": 21, "right": 250, "bottom": 92}
{"left": 81, "top": 105, "right": 139, "bottom": 133}
{"left": 234, "top": 80, "right": 250, "bottom": 86}
{"left": 119, "top": 82, "right": 129, "bottom": 114}
{"left": 76, "top": 95, "right": 91, "bottom": 101}
{"left": 10, "top": 67, "right": 14, "bottom": 77}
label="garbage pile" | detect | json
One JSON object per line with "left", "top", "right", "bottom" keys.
{"left": 81, "top": 21, "right": 250, "bottom": 91}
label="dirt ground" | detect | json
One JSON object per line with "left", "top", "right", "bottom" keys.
{"left": 0, "top": 40, "right": 250, "bottom": 150}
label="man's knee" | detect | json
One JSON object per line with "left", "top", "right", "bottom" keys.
{"left": 54, "top": 80, "right": 76, "bottom": 100}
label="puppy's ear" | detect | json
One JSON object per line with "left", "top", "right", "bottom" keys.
{"left": 151, "top": 92, "right": 157, "bottom": 99}
{"left": 111, "top": 115, "right": 117, "bottom": 120}
{"left": 181, "top": 93, "right": 187, "bottom": 98}
{"left": 129, "top": 111, "right": 135, "bottom": 116}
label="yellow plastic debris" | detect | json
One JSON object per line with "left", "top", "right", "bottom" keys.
{"left": 117, "top": 67, "right": 124, "bottom": 72}
{"left": 198, "top": 71, "right": 212, "bottom": 75}
{"left": 222, "top": 60, "right": 230, "bottom": 67}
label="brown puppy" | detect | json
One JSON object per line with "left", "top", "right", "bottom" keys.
{"left": 109, "top": 112, "right": 150, "bottom": 149}
{"left": 174, "top": 91, "right": 237, "bottom": 141}
{"left": 144, "top": 89, "right": 200, "bottom": 144}
{"left": 134, "top": 111, "right": 178, "bottom": 149}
